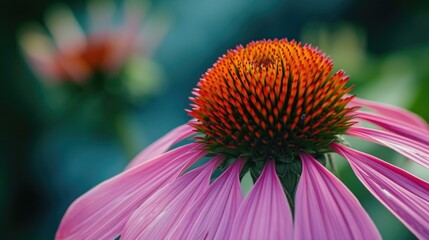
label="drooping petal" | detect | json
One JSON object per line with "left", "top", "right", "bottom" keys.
{"left": 347, "top": 126, "right": 429, "bottom": 169}
{"left": 294, "top": 153, "right": 380, "bottom": 240}
{"left": 168, "top": 158, "right": 245, "bottom": 239}
{"left": 126, "top": 123, "right": 195, "bottom": 169}
{"left": 355, "top": 111, "right": 429, "bottom": 145}
{"left": 56, "top": 143, "right": 205, "bottom": 240}
{"left": 333, "top": 143, "right": 429, "bottom": 239}
{"left": 230, "top": 160, "right": 293, "bottom": 240}
{"left": 349, "top": 97, "right": 428, "bottom": 130}
{"left": 121, "top": 155, "right": 223, "bottom": 239}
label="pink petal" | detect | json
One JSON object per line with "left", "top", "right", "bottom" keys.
{"left": 104, "top": 31, "right": 136, "bottom": 72}
{"left": 121, "top": 155, "right": 223, "bottom": 239}
{"left": 103, "top": 6, "right": 141, "bottom": 71}
{"left": 295, "top": 153, "right": 380, "bottom": 240}
{"left": 230, "top": 161, "right": 294, "bottom": 240}
{"left": 355, "top": 111, "right": 429, "bottom": 145}
{"left": 18, "top": 28, "right": 63, "bottom": 81}
{"left": 168, "top": 158, "right": 245, "bottom": 239}
{"left": 349, "top": 97, "right": 428, "bottom": 130}
{"left": 45, "top": 5, "right": 86, "bottom": 54}
{"left": 126, "top": 123, "right": 195, "bottom": 169}
{"left": 333, "top": 143, "right": 429, "bottom": 239}
{"left": 27, "top": 54, "right": 63, "bottom": 82}
{"left": 43, "top": 6, "right": 91, "bottom": 83}
{"left": 347, "top": 126, "right": 429, "bottom": 169}
{"left": 56, "top": 143, "right": 205, "bottom": 240}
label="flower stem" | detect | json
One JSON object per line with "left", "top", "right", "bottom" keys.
{"left": 327, "top": 153, "right": 339, "bottom": 177}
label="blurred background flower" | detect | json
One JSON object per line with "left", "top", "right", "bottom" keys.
{"left": 1, "top": 0, "right": 428, "bottom": 239}
{"left": 18, "top": 0, "right": 167, "bottom": 133}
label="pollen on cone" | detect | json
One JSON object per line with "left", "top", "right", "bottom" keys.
{"left": 189, "top": 39, "right": 357, "bottom": 159}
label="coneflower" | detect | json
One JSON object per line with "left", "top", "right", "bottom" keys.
{"left": 56, "top": 39, "right": 429, "bottom": 239}
{"left": 19, "top": 4, "right": 135, "bottom": 83}
{"left": 19, "top": 0, "right": 167, "bottom": 85}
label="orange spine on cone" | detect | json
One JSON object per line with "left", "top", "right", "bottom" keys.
{"left": 189, "top": 39, "right": 357, "bottom": 159}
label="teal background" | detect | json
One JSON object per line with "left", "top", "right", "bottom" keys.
{"left": 1, "top": 0, "right": 429, "bottom": 238}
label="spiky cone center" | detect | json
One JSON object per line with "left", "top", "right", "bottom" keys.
{"left": 189, "top": 39, "right": 357, "bottom": 162}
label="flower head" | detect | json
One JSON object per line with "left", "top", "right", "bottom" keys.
{"left": 20, "top": 4, "right": 127, "bottom": 83}
{"left": 19, "top": 0, "right": 167, "bottom": 91}
{"left": 18, "top": 0, "right": 168, "bottom": 133}
{"left": 190, "top": 40, "right": 355, "bottom": 159}
{"left": 57, "top": 39, "right": 429, "bottom": 239}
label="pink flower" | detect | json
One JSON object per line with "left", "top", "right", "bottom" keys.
{"left": 19, "top": 1, "right": 166, "bottom": 84}
{"left": 56, "top": 39, "right": 429, "bottom": 239}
